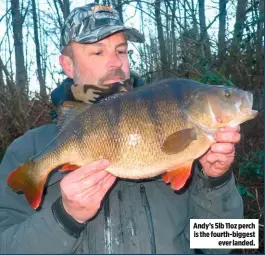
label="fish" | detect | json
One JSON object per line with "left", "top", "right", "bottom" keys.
{"left": 6, "top": 78, "right": 258, "bottom": 209}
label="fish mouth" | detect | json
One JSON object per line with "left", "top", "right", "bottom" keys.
{"left": 237, "top": 91, "right": 258, "bottom": 119}
{"left": 187, "top": 107, "right": 258, "bottom": 134}
{"left": 243, "top": 109, "right": 258, "bottom": 117}
{"left": 238, "top": 108, "right": 258, "bottom": 121}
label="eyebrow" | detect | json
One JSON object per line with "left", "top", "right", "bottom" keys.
{"left": 89, "top": 42, "right": 128, "bottom": 48}
{"left": 115, "top": 42, "right": 128, "bottom": 48}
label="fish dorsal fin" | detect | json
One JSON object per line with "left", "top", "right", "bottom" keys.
{"left": 97, "top": 91, "right": 127, "bottom": 103}
{"left": 57, "top": 101, "right": 88, "bottom": 132}
{"left": 162, "top": 128, "right": 197, "bottom": 154}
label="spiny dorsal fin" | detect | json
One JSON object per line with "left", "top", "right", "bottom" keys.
{"left": 161, "top": 128, "right": 197, "bottom": 154}
{"left": 57, "top": 101, "right": 88, "bottom": 132}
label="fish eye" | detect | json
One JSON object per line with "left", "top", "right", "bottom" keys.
{"left": 224, "top": 89, "right": 231, "bottom": 98}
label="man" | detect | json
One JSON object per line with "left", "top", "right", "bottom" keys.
{"left": 0, "top": 3, "right": 243, "bottom": 254}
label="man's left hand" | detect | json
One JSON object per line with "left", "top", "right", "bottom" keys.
{"left": 199, "top": 126, "right": 241, "bottom": 177}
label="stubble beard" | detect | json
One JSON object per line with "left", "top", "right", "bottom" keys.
{"left": 73, "top": 62, "right": 127, "bottom": 87}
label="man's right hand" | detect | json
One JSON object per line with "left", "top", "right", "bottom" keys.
{"left": 60, "top": 159, "right": 116, "bottom": 223}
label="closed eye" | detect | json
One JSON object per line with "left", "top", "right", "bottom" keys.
{"left": 118, "top": 50, "right": 127, "bottom": 54}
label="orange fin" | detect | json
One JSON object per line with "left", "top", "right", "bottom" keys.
{"left": 59, "top": 163, "right": 80, "bottom": 172}
{"left": 162, "top": 161, "right": 193, "bottom": 190}
{"left": 6, "top": 162, "right": 48, "bottom": 210}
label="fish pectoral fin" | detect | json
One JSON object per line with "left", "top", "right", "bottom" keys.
{"left": 6, "top": 162, "right": 48, "bottom": 210}
{"left": 162, "top": 161, "right": 193, "bottom": 190}
{"left": 59, "top": 163, "right": 80, "bottom": 172}
{"left": 161, "top": 128, "right": 197, "bottom": 154}
{"left": 57, "top": 101, "right": 88, "bottom": 132}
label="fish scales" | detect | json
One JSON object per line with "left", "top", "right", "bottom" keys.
{"left": 53, "top": 83, "right": 209, "bottom": 178}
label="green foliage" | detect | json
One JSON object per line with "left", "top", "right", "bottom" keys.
{"left": 239, "top": 150, "right": 264, "bottom": 180}
{"left": 236, "top": 150, "right": 264, "bottom": 198}
{"left": 191, "top": 62, "right": 235, "bottom": 86}
{"left": 196, "top": 65, "right": 235, "bottom": 86}
{"left": 199, "top": 71, "right": 235, "bottom": 86}
{"left": 236, "top": 184, "right": 255, "bottom": 199}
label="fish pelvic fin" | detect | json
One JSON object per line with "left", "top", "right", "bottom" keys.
{"left": 162, "top": 161, "right": 193, "bottom": 190}
{"left": 161, "top": 128, "right": 197, "bottom": 155}
{"left": 6, "top": 161, "right": 48, "bottom": 210}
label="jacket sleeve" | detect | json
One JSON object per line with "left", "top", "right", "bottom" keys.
{"left": 0, "top": 132, "right": 79, "bottom": 254}
{"left": 184, "top": 163, "right": 243, "bottom": 254}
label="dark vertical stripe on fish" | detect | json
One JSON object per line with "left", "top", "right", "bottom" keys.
{"left": 104, "top": 95, "right": 122, "bottom": 161}
{"left": 141, "top": 88, "right": 164, "bottom": 146}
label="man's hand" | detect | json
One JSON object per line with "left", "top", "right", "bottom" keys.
{"left": 60, "top": 159, "right": 116, "bottom": 223}
{"left": 199, "top": 126, "right": 241, "bottom": 177}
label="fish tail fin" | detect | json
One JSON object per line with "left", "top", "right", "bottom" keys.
{"left": 6, "top": 162, "right": 48, "bottom": 210}
{"left": 162, "top": 161, "right": 193, "bottom": 190}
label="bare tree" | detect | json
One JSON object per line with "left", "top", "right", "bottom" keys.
{"left": 198, "top": 0, "right": 211, "bottom": 59}
{"left": 10, "top": 0, "right": 27, "bottom": 93}
{"left": 0, "top": 57, "right": 5, "bottom": 87}
{"left": 112, "top": 0, "right": 124, "bottom": 23}
{"left": 190, "top": 0, "right": 199, "bottom": 40}
{"left": 255, "top": 0, "right": 264, "bottom": 74}
{"left": 155, "top": 0, "right": 167, "bottom": 77}
{"left": 0, "top": 56, "right": 13, "bottom": 86}
{"left": 218, "top": 0, "right": 227, "bottom": 65}
{"left": 171, "top": 0, "right": 177, "bottom": 69}
{"left": 32, "top": 0, "right": 47, "bottom": 99}
{"left": 57, "top": 0, "right": 70, "bottom": 20}
{"left": 230, "top": 0, "right": 248, "bottom": 56}
{"left": 52, "top": 0, "right": 70, "bottom": 29}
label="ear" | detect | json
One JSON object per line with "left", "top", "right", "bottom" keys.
{"left": 59, "top": 55, "right": 74, "bottom": 79}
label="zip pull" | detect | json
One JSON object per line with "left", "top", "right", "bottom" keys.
{"left": 140, "top": 184, "right": 146, "bottom": 206}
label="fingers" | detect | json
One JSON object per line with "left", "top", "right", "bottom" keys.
{"left": 218, "top": 126, "right": 240, "bottom": 132}
{"left": 98, "top": 174, "right": 116, "bottom": 197}
{"left": 66, "top": 159, "right": 110, "bottom": 183}
{"left": 206, "top": 152, "right": 235, "bottom": 164}
{"left": 60, "top": 159, "right": 115, "bottom": 223}
{"left": 79, "top": 173, "right": 116, "bottom": 203}
{"left": 72, "top": 170, "right": 110, "bottom": 194}
{"left": 200, "top": 126, "right": 240, "bottom": 176}
{"left": 61, "top": 159, "right": 111, "bottom": 196}
{"left": 211, "top": 143, "right": 235, "bottom": 154}
{"left": 214, "top": 129, "right": 241, "bottom": 143}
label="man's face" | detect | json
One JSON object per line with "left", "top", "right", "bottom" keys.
{"left": 60, "top": 32, "right": 130, "bottom": 86}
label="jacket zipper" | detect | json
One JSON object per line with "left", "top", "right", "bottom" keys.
{"left": 140, "top": 184, "right": 156, "bottom": 254}
{"left": 104, "top": 196, "right": 112, "bottom": 254}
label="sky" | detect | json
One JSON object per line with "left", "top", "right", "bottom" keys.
{"left": 0, "top": 0, "right": 235, "bottom": 93}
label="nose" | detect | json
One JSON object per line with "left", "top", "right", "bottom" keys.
{"left": 106, "top": 52, "right": 122, "bottom": 69}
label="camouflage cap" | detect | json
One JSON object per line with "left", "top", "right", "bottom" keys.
{"left": 60, "top": 3, "right": 145, "bottom": 53}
